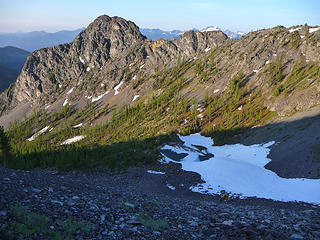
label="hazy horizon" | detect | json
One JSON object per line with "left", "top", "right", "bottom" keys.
{"left": 1, "top": 0, "right": 319, "bottom": 33}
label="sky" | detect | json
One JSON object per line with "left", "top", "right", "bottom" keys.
{"left": 0, "top": 0, "right": 319, "bottom": 33}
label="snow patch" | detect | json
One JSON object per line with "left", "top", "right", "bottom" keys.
{"left": 132, "top": 95, "right": 140, "bottom": 102}
{"left": 92, "top": 91, "right": 109, "bottom": 102}
{"left": 161, "top": 134, "right": 320, "bottom": 204}
{"left": 61, "top": 135, "right": 86, "bottom": 145}
{"left": 63, "top": 99, "right": 69, "bottom": 106}
{"left": 27, "top": 126, "right": 50, "bottom": 141}
{"left": 166, "top": 184, "right": 176, "bottom": 190}
{"left": 45, "top": 105, "right": 50, "bottom": 110}
{"left": 100, "top": 83, "right": 104, "bottom": 87}
{"left": 265, "top": 60, "right": 270, "bottom": 65}
{"left": 201, "top": 26, "right": 220, "bottom": 32}
{"left": 289, "top": 27, "right": 301, "bottom": 33}
{"left": 132, "top": 75, "right": 137, "bottom": 80}
{"left": 49, "top": 128, "right": 54, "bottom": 132}
{"left": 139, "top": 64, "right": 145, "bottom": 69}
{"left": 238, "top": 105, "right": 243, "bottom": 111}
{"left": 273, "top": 53, "right": 277, "bottom": 57}
{"left": 79, "top": 56, "right": 85, "bottom": 64}
{"left": 67, "top": 87, "right": 74, "bottom": 94}
{"left": 114, "top": 81, "right": 124, "bottom": 95}
{"left": 309, "top": 27, "right": 320, "bottom": 33}
{"left": 205, "top": 48, "right": 211, "bottom": 52}
{"left": 300, "top": 35, "right": 305, "bottom": 39}
{"left": 73, "top": 123, "right": 83, "bottom": 128}
{"left": 193, "top": 57, "right": 198, "bottom": 60}
{"left": 147, "top": 170, "right": 165, "bottom": 175}
{"left": 253, "top": 70, "right": 259, "bottom": 73}
{"left": 59, "top": 84, "right": 62, "bottom": 88}
{"left": 86, "top": 67, "right": 90, "bottom": 72}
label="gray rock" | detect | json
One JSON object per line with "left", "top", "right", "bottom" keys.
{"left": 222, "top": 220, "right": 233, "bottom": 226}
{"left": 32, "top": 187, "right": 41, "bottom": 193}
{"left": 0, "top": 210, "right": 7, "bottom": 216}
{"left": 51, "top": 200, "right": 64, "bottom": 206}
{"left": 100, "top": 214, "right": 106, "bottom": 224}
{"left": 189, "top": 220, "right": 198, "bottom": 227}
{"left": 67, "top": 199, "right": 76, "bottom": 206}
{"left": 124, "top": 202, "right": 135, "bottom": 208}
{"left": 290, "top": 233, "right": 304, "bottom": 239}
{"left": 127, "top": 218, "right": 141, "bottom": 225}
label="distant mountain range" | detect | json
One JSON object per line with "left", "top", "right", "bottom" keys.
{"left": 0, "top": 29, "right": 85, "bottom": 52}
{"left": 140, "top": 27, "right": 245, "bottom": 41}
{"left": 0, "top": 46, "right": 30, "bottom": 92}
{"left": 0, "top": 27, "right": 245, "bottom": 53}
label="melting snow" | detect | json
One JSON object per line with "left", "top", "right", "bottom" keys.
{"left": 67, "top": 87, "right": 74, "bottom": 94}
{"left": 166, "top": 184, "right": 176, "bottom": 190}
{"left": 114, "top": 81, "right": 124, "bottom": 95}
{"left": 73, "top": 123, "right": 83, "bottom": 128}
{"left": 61, "top": 135, "right": 86, "bottom": 145}
{"left": 309, "top": 27, "right": 320, "bottom": 33}
{"left": 132, "top": 95, "right": 140, "bottom": 102}
{"left": 201, "top": 26, "right": 220, "bottom": 32}
{"left": 205, "top": 48, "right": 211, "bottom": 52}
{"left": 147, "top": 170, "right": 165, "bottom": 175}
{"left": 63, "top": 99, "right": 68, "bottom": 106}
{"left": 161, "top": 134, "right": 320, "bottom": 204}
{"left": 92, "top": 91, "right": 109, "bottom": 102}
{"left": 289, "top": 27, "right": 301, "bottom": 33}
{"left": 27, "top": 126, "right": 50, "bottom": 141}
{"left": 79, "top": 56, "right": 85, "bottom": 64}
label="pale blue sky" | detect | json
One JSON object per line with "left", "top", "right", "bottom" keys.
{"left": 1, "top": 0, "right": 319, "bottom": 33}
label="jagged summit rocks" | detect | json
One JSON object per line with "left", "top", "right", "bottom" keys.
{"left": 0, "top": 15, "right": 228, "bottom": 116}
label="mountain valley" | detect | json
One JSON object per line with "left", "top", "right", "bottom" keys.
{"left": 0, "top": 15, "right": 320, "bottom": 239}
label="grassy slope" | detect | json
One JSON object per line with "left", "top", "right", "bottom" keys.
{"left": 2, "top": 30, "right": 320, "bottom": 171}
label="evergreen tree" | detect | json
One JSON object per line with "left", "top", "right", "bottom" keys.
{"left": 0, "top": 126, "right": 11, "bottom": 167}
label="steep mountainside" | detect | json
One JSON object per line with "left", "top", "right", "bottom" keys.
{"left": 0, "top": 16, "right": 320, "bottom": 178}
{"left": 0, "top": 46, "right": 29, "bottom": 92}
{"left": 0, "top": 29, "right": 84, "bottom": 52}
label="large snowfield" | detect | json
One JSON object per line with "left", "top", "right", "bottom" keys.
{"left": 161, "top": 134, "right": 320, "bottom": 205}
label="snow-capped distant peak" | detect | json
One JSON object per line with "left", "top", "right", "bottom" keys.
{"left": 201, "top": 26, "right": 221, "bottom": 32}
{"left": 237, "top": 31, "right": 245, "bottom": 36}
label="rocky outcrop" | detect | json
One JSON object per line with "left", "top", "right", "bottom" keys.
{"left": 0, "top": 15, "right": 228, "bottom": 115}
